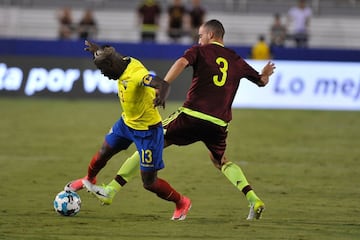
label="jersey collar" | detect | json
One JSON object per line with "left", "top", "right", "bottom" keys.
{"left": 210, "top": 41, "right": 224, "bottom": 47}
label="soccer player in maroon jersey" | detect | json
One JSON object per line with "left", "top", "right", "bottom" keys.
{"left": 81, "top": 19, "right": 276, "bottom": 220}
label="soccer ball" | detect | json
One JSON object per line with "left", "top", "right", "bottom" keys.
{"left": 53, "top": 190, "right": 81, "bottom": 216}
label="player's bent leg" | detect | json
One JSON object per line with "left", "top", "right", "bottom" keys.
{"left": 221, "top": 160, "right": 265, "bottom": 220}
{"left": 87, "top": 141, "right": 119, "bottom": 180}
{"left": 89, "top": 151, "right": 141, "bottom": 202}
{"left": 64, "top": 142, "right": 117, "bottom": 192}
{"left": 221, "top": 161, "right": 251, "bottom": 191}
{"left": 82, "top": 179, "right": 117, "bottom": 205}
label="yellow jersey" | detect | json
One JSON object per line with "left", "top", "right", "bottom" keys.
{"left": 117, "top": 57, "right": 161, "bottom": 130}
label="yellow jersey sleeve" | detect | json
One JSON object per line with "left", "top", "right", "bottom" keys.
{"left": 117, "top": 57, "right": 162, "bottom": 130}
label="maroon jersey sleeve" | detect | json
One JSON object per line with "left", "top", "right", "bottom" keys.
{"left": 182, "top": 44, "right": 261, "bottom": 122}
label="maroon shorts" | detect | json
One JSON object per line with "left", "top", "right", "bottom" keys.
{"left": 164, "top": 111, "right": 228, "bottom": 162}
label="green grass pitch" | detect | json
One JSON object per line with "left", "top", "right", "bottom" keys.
{"left": 0, "top": 97, "right": 359, "bottom": 240}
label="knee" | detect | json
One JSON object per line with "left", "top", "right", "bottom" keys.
{"left": 143, "top": 182, "right": 153, "bottom": 191}
{"left": 209, "top": 153, "right": 228, "bottom": 170}
{"left": 98, "top": 141, "right": 117, "bottom": 159}
{"left": 143, "top": 180, "right": 157, "bottom": 192}
{"left": 141, "top": 171, "right": 157, "bottom": 190}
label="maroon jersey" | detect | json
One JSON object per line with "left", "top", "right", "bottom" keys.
{"left": 182, "top": 43, "right": 262, "bottom": 122}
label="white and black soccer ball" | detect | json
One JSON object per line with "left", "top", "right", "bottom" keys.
{"left": 53, "top": 190, "right": 81, "bottom": 216}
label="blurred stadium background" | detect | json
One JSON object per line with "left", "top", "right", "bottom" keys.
{"left": 0, "top": 0, "right": 359, "bottom": 48}
{"left": 1, "top": 0, "right": 360, "bottom": 108}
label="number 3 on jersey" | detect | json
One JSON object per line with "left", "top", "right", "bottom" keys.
{"left": 213, "top": 57, "right": 228, "bottom": 87}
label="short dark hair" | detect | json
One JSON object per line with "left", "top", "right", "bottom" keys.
{"left": 204, "top": 19, "right": 225, "bottom": 38}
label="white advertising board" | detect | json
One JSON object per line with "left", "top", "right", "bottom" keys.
{"left": 1, "top": 59, "right": 360, "bottom": 111}
{"left": 234, "top": 60, "right": 360, "bottom": 111}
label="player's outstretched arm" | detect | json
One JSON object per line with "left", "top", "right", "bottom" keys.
{"left": 258, "top": 61, "right": 276, "bottom": 87}
{"left": 164, "top": 57, "right": 189, "bottom": 84}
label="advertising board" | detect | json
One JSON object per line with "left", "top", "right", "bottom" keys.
{"left": 1, "top": 56, "right": 359, "bottom": 111}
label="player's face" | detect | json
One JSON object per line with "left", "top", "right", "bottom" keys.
{"left": 96, "top": 61, "right": 119, "bottom": 80}
{"left": 198, "top": 26, "right": 211, "bottom": 46}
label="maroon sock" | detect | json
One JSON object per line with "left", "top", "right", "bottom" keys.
{"left": 147, "top": 178, "right": 181, "bottom": 203}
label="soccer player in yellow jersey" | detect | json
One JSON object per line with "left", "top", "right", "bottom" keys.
{"left": 251, "top": 34, "right": 272, "bottom": 60}
{"left": 65, "top": 40, "right": 191, "bottom": 220}
{"left": 82, "top": 20, "right": 276, "bottom": 221}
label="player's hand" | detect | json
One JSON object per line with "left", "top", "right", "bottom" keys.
{"left": 153, "top": 82, "right": 170, "bottom": 109}
{"left": 84, "top": 40, "right": 100, "bottom": 54}
{"left": 258, "top": 61, "right": 276, "bottom": 86}
{"left": 262, "top": 61, "right": 276, "bottom": 77}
